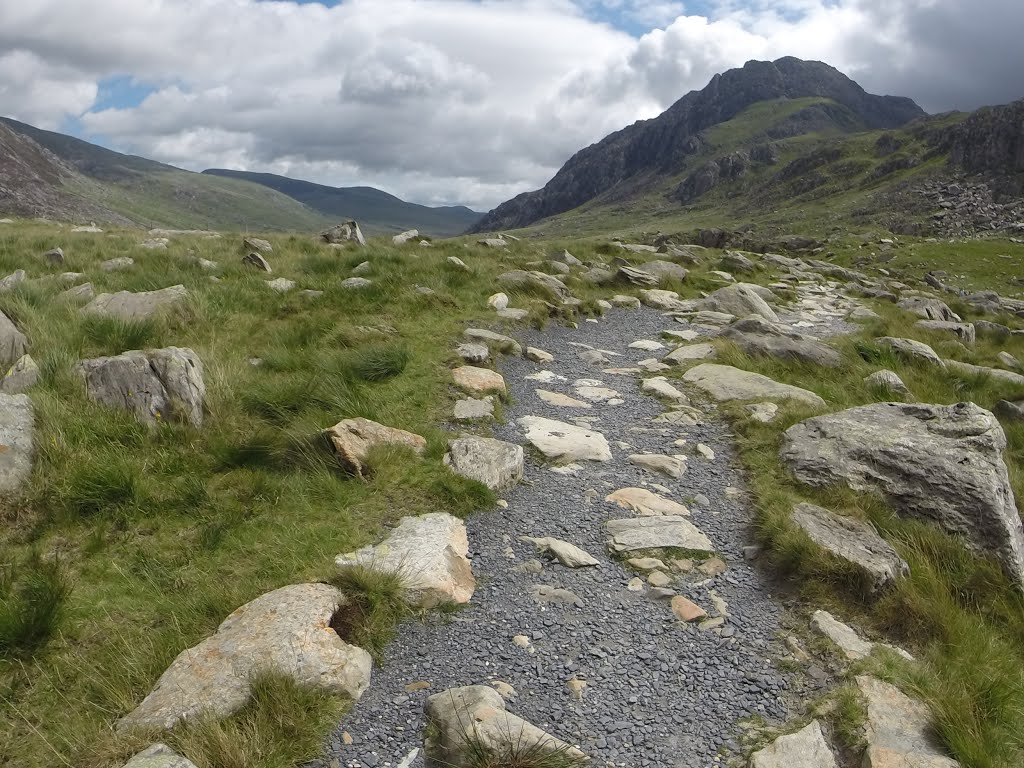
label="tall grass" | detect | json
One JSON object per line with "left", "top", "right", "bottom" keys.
{"left": 0, "top": 552, "right": 70, "bottom": 656}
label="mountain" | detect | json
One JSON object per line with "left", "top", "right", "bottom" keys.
{"left": 0, "top": 116, "right": 335, "bottom": 231}
{"left": 470, "top": 57, "right": 926, "bottom": 233}
{"left": 0, "top": 118, "right": 480, "bottom": 235}
{"left": 202, "top": 169, "right": 481, "bottom": 237}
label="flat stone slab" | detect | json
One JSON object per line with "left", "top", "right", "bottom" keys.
{"left": 858, "top": 676, "right": 961, "bottom": 768}
{"left": 606, "top": 487, "right": 689, "bottom": 516}
{"left": 336, "top": 513, "right": 474, "bottom": 608}
{"left": 453, "top": 397, "right": 494, "bottom": 421}
{"left": 536, "top": 389, "right": 591, "bottom": 408}
{"left": 325, "top": 417, "right": 426, "bottom": 477}
{"left": 518, "top": 416, "right": 612, "bottom": 462}
{"left": 0, "top": 393, "right": 34, "bottom": 495}
{"left": 445, "top": 436, "right": 523, "bottom": 490}
{"left": 425, "top": 686, "right": 585, "bottom": 767}
{"left": 750, "top": 720, "right": 837, "bottom": 768}
{"left": 811, "top": 609, "right": 875, "bottom": 660}
{"left": 81, "top": 285, "right": 189, "bottom": 320}
{"left": 606, "top": 516, "right": 713, "bottom": 553}
{"left": 682, "top": 364, "right": 825, "bottom": 407}
{"left": 118, "top": 584, "right": 372, "bottom": 732}
{"left": 792, "top": 503, "right": 909, "bottom": 594}
{"left": 452, "top": 366, "right": 506, "bottom": 396}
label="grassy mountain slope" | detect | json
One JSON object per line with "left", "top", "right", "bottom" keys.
{"left": 203, "top": 169, "right": 482, "bottom": 237}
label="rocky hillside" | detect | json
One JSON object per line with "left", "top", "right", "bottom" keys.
{"left": 470, "top": 57, "right": 926, "bottom": 233}
{"left": 203, "top": 169, "right": 482, "bottom": 237}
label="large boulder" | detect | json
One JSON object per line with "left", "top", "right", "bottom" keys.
{"left": 81, "top": 285, "right": 189, "bottom": 320}
{"left": 424, "top": 686, "right": 585, "bottom": 768}
{"left": 704, "top": 283, "right": 779, "bottom": 322}
{"left": 444, "top": 436, "right": 524, "bottom": 490}
{"left": 336, "top": 513, "right": 474, "bottom": 608}
{"left": 518, "top": 416, "right": 611, "bottom": 462}
{"left": 76, "top": 348, "right": 205, "bottom": 428}
{"left": 791, "top": 503, "right": 909, "bottom": 594}
{"left": 117, "top": 584, "right": 372, "bottom": 732}
{"left": 857, "top": 676, "right": 960, "bottom": 768}
{"left": 781, "top": 402, "right": 1024, "bottom": 589}
{"left": 321, "top": 221, "right": 366, "bottom": 246}
{"left": 722, "top": 316, "right": 843, "bottom": 367}
{"left": 0, "top": 311, "right": 29, "bottom": 370}
{"left": 497, "top": 270, "right": 571, "bottom": 301}
{"left": 682, "top": 364, "right": 825, "bottom": 407}
{"left": 0, "top": 393, "right": 34, "bottom": 495}
{"left": 324, "top": 418, "right": 426, "bottom": 477}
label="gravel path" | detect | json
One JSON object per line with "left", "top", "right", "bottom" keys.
{"left": 314, "top": 299, "right": 842, "bottom": 768}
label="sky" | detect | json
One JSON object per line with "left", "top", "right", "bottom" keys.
{"left": 1, "top": 0, "right": 1022, "bottom": 211}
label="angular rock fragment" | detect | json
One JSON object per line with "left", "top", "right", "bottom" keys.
{"left": 336, "top": 513, "right": 474, "bottom": 608}
{"left": 445, "top": 436, "right": 524, "bottom": 490}
{"left": 857, "top": 676, "right": 960, "bottom": 768}
{"left": 324, "top": 417, "right": 426, "bottom": 477}
{"left": 518, "top": 416, "right": 611, "bottom": 462}
{"left": 521, "top": 536, "right": 599, "bottom": 567}
{"left": 749, "top": 720, "right": 837, "bottom": 768}
{"left": 606, "top": 516, "right": 713, "bottom": 553}
{"left": 606, "top": 487, "right": 690, "bottom": 516}
{"left": 452, "top": 366, "right": 506, "bottom": 396}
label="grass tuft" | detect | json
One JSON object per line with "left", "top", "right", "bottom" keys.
{"left": 330, "top": 565, "right": 410, "bottom": 660}
{"left": 347, "top": 344, "right": 410, "bottom": 382}
{"left": 0, "top": 551, "right": 70, "bottom": 657}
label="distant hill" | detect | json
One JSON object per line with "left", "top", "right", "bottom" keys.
{"left": 202, "top": 169, "right": 482, "bottom": 237}
{"left": 0, "top": 116, "right": 333, "bottom": 232}
{"left": 470, "top": 57, "right": 927, "bottom": 233}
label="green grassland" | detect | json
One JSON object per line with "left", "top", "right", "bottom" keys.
{"left": 1, "top": 217, "right": 1024, "bottom": 768}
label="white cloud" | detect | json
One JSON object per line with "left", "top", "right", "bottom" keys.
{"left": 0, "top": 0, "right": 1021, "bottom": 210}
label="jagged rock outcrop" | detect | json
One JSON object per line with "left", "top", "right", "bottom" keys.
{"left": 941, "top": 98, "right": 1024, "bottom": 199}
{"left": 470, "top": 57, "right": 923, "bottom": 232}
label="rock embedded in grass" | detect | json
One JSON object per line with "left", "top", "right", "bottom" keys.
{"left": 864, "top": 369, "right": 912, "bottom": 397}
{"left": 336, "top": 513, "right": 474, "bottom": 608}
{"left": 455, "top": 342, "right": 489, "bottom": 364}
{"left": 0, "top": 393, "right": 35, "bottom": 494}
{"left": 914, "top": 319, "right": 975, "bottom": 344}
{"left": 80, "top": 284, "right": 189, "bottom": 320}
{"left": 722, "top": 315, "right": 844, "bottom": 367}
{"left": 463, "top": 328, "right": 522, "bottom": 356}
{"left": 0, "top": 354, "right": 39, "bottom": 394}
{"left": 76, "top": 347, "right": 206, "bottom": 427}
{"left": 117, "top": 584, "right": 372, "bottom": 732}
{"left": 0, "top": 269, "right": 26, "bottom": 291}
{"left": 0, "top": 311, "right": 29, "bottom": 370}
{"left": 704, "top": 283, "right": 779, "bottom": 322}
{"left": 749, "top": 720, "right": 837, "bottom": 768}
{"left": 782, "top": 401, "right": 1024, "bottom": 589}
{"left": 875, "top": 336, "right": 944, "bottom": 366}
{"left": 791, "top": 503, "right": 909, "bottom": 594}
{"left": 122, "top": 743, "right": 199, "bottom": 768}
{"left": 858, "top": 676, "right": 961, "bottom": 768}
{"left": 452, "top": 365, "right": 506, "bottom": 396}
{"left": 453, "top": 397, "right": 495, "bottom": 422}
{"left": 682, "top": 363, "right": 826, "bottom": 407}
{"left": 243, "top": 236, "right": 272, "bottom": 253}
{"left": 324, "top": 417, "right": 426, "bottom": 477}
{"left": 341, "top": 277, "right": 372, "bottom": 288}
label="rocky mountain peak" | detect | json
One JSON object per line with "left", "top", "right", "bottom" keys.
{"left": 470, "top": 57, "right": 925, "bottom": 233}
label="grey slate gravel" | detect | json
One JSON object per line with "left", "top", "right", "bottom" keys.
{"left": 316, "top": 308, "right": 797, "bottom": 768}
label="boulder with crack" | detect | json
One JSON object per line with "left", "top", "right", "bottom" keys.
{"left": 444, "top": 436, "right": 524, "bottom": 490}
{"left": 424, "top": 686, "right": 585, "bottom": 768}
{"left": 324, "top": 418, "right": 426, "bottom": 477}
{"left": 782, "top": 402, "right": 1024, "bottom": 589}
{"left": 76, "top": 347, "right": 205, "bottom": 428}
{"left": 117, "top": 584, "right": 372, "bottom": 732}
{"left": 336, "top": 513, "right": 474, "bottom": 608}
{"left": 792, "top": 503, "right": 908, "bottom": 594}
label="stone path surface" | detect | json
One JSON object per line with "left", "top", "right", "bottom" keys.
{"left": 317, "top": 306, "right": 799, "bottom": 768}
